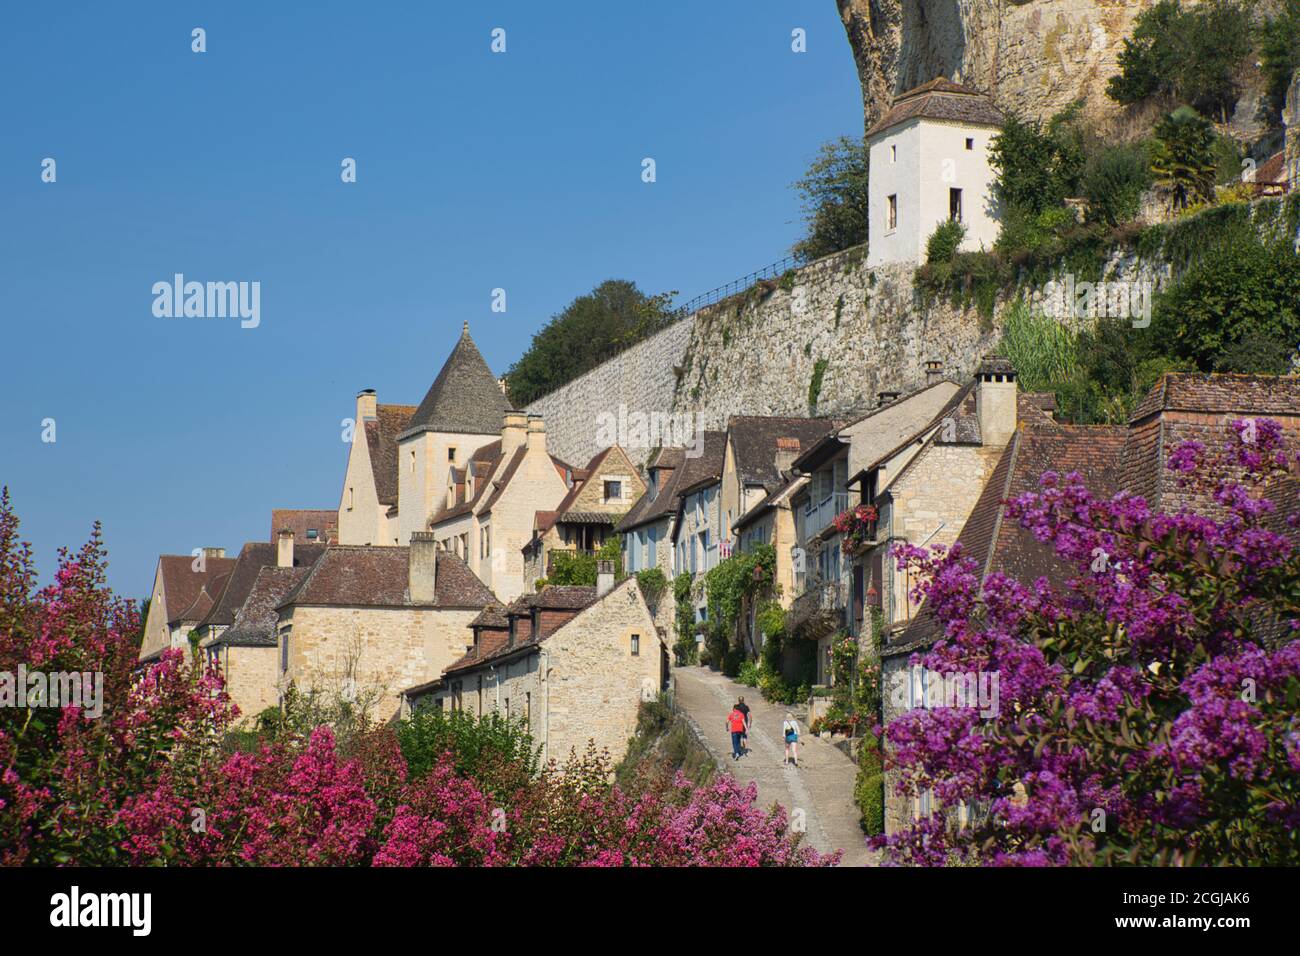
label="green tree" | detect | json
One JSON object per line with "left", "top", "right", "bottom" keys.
{"left": 1081, "top": 145, "right": 1150, "bottom": 227}
{"left": 791, "top": 136, "right": 870, "bottom": 262}
{"left": 505, "top": 280, "right": 676, "bottom": 406}
{"left": 1107, "top": 0, "right": 1186, "bottom": 105}
{"left": 1150, "top": 107, "right": 1218, "bottom": 210}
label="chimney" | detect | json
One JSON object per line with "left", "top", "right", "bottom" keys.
{"left": 201, "top": 546, "right": 226, "bottom": 560}
{"left": 596, "top": 559, "right": 615, "bottom": 598}
{"left": 975, "top": 356, "right": 1018, "bottom": 448}
{"left": 497, "top": 376, "right": 509, "bottom": 394}
{"left": 877, "top": 390, "right": 901, "bottom": 407}
{"left": 409, "top": 532, "right": 438, "bottom": 604}
{"left": 526, "top": 415, "right": 547, "bottom": 455}
{"left": 924, "top": 359, "right": 944, "bottom": 384}
{"left": 501, "top": 411, "right": 528, "bottom": 457}
{"left": 277, "top": 529, "right": 294, "bottom": 568}
{"left": 356, "top": 388, "right": 377, "bottom": 421}
{"left": 774, "top": 437, "right": 801, "bottom": 474}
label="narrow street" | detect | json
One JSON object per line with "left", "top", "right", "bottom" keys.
{"left": 673, "top": 665, "right": 875, "bottom": 867}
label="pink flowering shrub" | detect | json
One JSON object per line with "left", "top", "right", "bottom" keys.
{"left": 0, "top": 489, "right": 832, "bottom": 867}
{"left": 874, "top": 420, "right": 1300, "bottom": 865}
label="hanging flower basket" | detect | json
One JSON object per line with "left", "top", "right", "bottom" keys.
{"left": 832, "top": 504, "right": 878, "bottom": 555}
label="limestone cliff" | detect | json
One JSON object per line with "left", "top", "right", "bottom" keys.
{"left": 835, "top": 0, "right": 1264, "bottom": 131}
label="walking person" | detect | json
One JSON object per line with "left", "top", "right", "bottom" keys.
{"left": 782, "top": 712, "right": 800, "bottom": 767}
{"left": 735, "top": 696, "right": 751, "bottom": 755}
{"left": 727, "top": 703, "right": 747, "bottom": 761}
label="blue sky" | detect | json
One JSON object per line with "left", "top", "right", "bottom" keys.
{"left": 0, "top": 1, "right": 862, "bottom": 598}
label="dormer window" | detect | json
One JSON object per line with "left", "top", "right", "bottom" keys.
{"left": 306, "top": 529, "right": 318, "bottom": 540}
{"left": 604, "top": 479, "right": 623, "bottom": 502}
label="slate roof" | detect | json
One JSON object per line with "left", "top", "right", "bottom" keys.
{"left": 617, "top": 431, "right": 727, "bottom": 533}
{"left": 366, "top": 404, "right": 417, "bottom": 506}
{"left": 867, "top": 77, "right": 1005, "bottom": 139}
{"left": 428, "top": 440, "right": 503, "bottom": 524}
{"left": 399, "top": 325, "right": 511, "bottom": 439}
{"left": 195, "top": 541, "right": 328, "bottom": 630}
{"left": 278, "top": 547, "right": 496, "bottom": 610}
{"left": 156, "top": 554, "right": 237, "bottom": 626}
{"left": 270, "top": 509, "right": 337, "bottom": 544}
{"left": 210, "top": 567, "right": 309, "bottom": 648}
{"left": 727, "top": 416, "right": 837, "bottom": 489}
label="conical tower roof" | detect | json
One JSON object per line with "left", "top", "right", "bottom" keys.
{"left": 399, "top": 323, "right": 511, "bottom": 440}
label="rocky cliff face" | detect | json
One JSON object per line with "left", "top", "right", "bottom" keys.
{"left": 836, "top": 0, "right": 1181, "bottom": 129}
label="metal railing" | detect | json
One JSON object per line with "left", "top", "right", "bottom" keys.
{"left": 804, "top": 492, "right": 850, "bottom": 539}
{"left": 674, "top": 254, "right": 801, "bottom": 317}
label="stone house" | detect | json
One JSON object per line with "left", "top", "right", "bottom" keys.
{"left": 877, "top": 371, "right": 1300, "bottom": 836}
{"left": 522, "top": 444, "right": 645, "bottom": 590}
{"left": 407, "top": 568, "right": 664, "bottom": 765}
{"left": 204, "top": 566, "right": 310, "bottom": 725}
{"left": 866, "top": 78, "right": 1004, "bottom": 269}
{"left": 338, "top": 391, "right": 415, "bottom": 546}
{"left": 270, "top": 509, "right": 337, "bottom": 546}
{"left": 668, "top": 436, "right": 729, "bottom": 636}
{"left": 395, "top": 324, "right": 512, "bottom": 545}
{"left": 138, "top": 548, "right": 235, "bottom": 663}
{"left": 427, "top": 411, "right": 571, "bottom": 604}
{"left": 784, "top": 373, "right": 964, "bottom": 683}
{"left": 274, "top": 532, "right": 496, "bottom": 724}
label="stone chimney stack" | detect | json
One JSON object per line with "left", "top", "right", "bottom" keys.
{"left": 975, "top": 356, "right": 1018, "bottom": 448}
{"left": 774, "top": 437, "right": 801, "bottom": 475}
{"left": 877, "top": 390, "right": 901, "bottom": 407}
{"left": 356, "top": 388, "right": 377, "bottom": 422}
{"left": 409, "top": 532, "right": 438, "bottom": 604}
{"left": 277, "top": 529, "right": 294, "bottom": 568}
{"left": 526, "top": 415, "right": 547, "bottom": 455}
{"left": 924, "top": 359, "right": 944, "bottom": 384}
{"left": 501, "top": 411, "right": 528, "bottom": 458}
{"left": 596, "top": 559, "right": 615, "bottom": 598}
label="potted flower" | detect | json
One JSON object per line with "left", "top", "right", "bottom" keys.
{"left": 832, "top": 504, "right": 878, "bottom": 555}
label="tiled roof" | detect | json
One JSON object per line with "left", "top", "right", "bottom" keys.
{"left": 195, "top": 541, "right": 328, "bottom": 630}
{"left": 1130, "top": 373, "right": 1300, "bottom": 423}
{"left": 889, "top": 423, "right": 1127, "bottom": 656}
{"left": 733, "top": 473, "right": 808, "bottom": 531}
{"left": 278, "top": 547, "right": 495, "bottom": 610}
{"left": 156, "top": 554, "right": 237, "bottom": 626}
{"left": 366, "top": 404, "right": 416, "bottom": 506}
{"left": 866, "top": 77, "right": 1004, "bottom": 139}
{"left": 211, "top": 567, "right": 308, "bottom": 648}
{"left": 399, "top": 324, "right": 511, "bottom": 439}
{"left": 470, "top": 603, "right": 509, "bottom": 629}
{"left": 727, "top": 416, "right": 837, "bottom": 489}
{"left": 172, "top": 570, "right": 231, "bottom": 624}
{"left": 270, "top": 509, "right": 337, "bottom": 544}
{"left": 442, "top": 584, "right": 605, "bottom": 675}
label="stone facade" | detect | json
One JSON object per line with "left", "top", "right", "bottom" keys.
{"left": 279, "top": 603, "right": 480, "bottom": 724}
{"left": 428, "top": 579, "right": 663, "bottom": 765}
{"left": 210, "top": 644, "right": 279, "bottom": 726}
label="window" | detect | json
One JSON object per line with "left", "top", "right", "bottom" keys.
{"left": 525, "top": 692, "right": 531, "bottom": 723}
{"left": 965, "top": 137, "right": 974, "bottom": 150}
{"left": 949, "top": 187, "right": 962, "bottom": 223}
{"left": 306, "top": 528, "right": 318, "bottom": 540}
{"left": 887, "top": 194, "right": 897, "bottom": 231}
{"left": 603, "top": 479, "right": 622, "bottom": 502}
{"left": 280, "top": 631, "right": 290, "bottom": 674}
{"left": 504, "top": 697, "right": 510, "bottom": 716}
{"left": 889, "top": 144, "right": 897, "bottom": 163}
{"left": 448, "top": 447, "right": 457, "bottom": 462}
{"left": 347, "top": 486, "right": 354, "bottom": 510}
{"left": 631, "top": 634, "right": 640, "bottom": 656}
{"left": 409, "top": 450, "right": 415, "bottom": 473}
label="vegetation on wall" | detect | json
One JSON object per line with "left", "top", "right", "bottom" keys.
{"left": 807, "top": 358, "right": 829, "bottom": 414}
{"left": 701, "top": 544, "right": 775, "bottom": 672}
{"left": 537, "top": 537, "right": 625, "bottom": 588}
{"left": 672, "top": 573, "right": 698, "bottom": 665}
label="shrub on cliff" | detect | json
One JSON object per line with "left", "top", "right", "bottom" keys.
{"left": 791, "top": 135, "right": 869, "bottom": 262}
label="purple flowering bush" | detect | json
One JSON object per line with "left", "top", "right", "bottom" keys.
{"left": 875, "top": 419, "right": 1300, "bottom": 865}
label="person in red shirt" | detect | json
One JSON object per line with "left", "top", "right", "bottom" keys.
{"left": 726, "top": 705, "right": 747, "bottom": 760}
